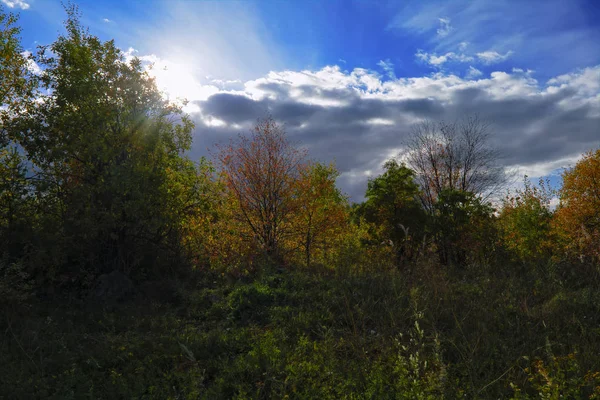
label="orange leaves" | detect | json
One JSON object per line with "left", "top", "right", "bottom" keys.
{"left": 291, "top": 162, "right": 349, "bottom": 267}
{"left": 211, "top": 117, "right": 350, "bottom": 269}
{"left": 554, "top": 149, "right": 600, "bottom": 263}
{"left": 214, "top": 116, "right": 308, "bottom": 259}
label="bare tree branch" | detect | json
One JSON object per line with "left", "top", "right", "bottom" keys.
{"left": 404, "top": 115, "right": 508, "bottom": 212}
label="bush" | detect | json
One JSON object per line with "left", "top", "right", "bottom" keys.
{"left": 0, "top": 257, "right": 32, "bottom": 305}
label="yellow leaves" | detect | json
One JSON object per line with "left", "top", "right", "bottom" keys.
{"left": 554, "top": 148, "right": 600, "bottom": 263}
{"left": 288, "top": 162, "right": 349, "bottom": 267}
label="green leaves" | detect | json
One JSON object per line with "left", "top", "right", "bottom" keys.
{"left": 0, "top": 7, "right": 37, "bottom": 146}
{"left": 356, "top": 160, "right": 426, "bottom": 266}
{"left": 434, "top": 188, "right": 495, "bottom": 265}
{"left": 499, "top": 177, "right": 555, "bottom": 264}
{"left": 0, "top": 5, "right": 208, "bottom": 283}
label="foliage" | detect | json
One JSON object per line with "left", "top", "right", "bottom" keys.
{"left": 1, "top": 6, "right": 210, "bottom": 285}
{"left": 292, "top": 162, "right": 349, "bottom": 267}
{"left": 355, "top": 159, "right": 427, "bottom": 267}
{"left": 2, "top": 6, "right": 600, "bottom": 400}
{"left": 511, "top": 349, "right": 600, "bottom": 399}
{"left": 4, "top": 257, "right": 600, "bottom": 399}
{"left": 554, "top": 148, "right": 600, "bottom": 266}
{"left": 498, "top": 176, "right": 555, "bottom": 264}
{"left": 434, "top": 189, "right": 496, "bottom": 265}
{"left": 216, "top": 116, "right": 307, "bottom": 260}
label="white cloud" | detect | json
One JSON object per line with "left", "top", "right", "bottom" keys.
{"left": 122, "top": 47, "right": 137, "bottom": 60}
{"left": 241, "top": 63, "right": 546, "bottom": 103}
{"left": 466, "top": 66, "right": 482, "bottom": 79}
{"left": 546, "top": 66, "right": 600, "bottom": 114}
{"left": 547, "top": 67, "right": 600, "bottom": 96}
{"left": 377, "top": 59, "right": 396, "bottom": 79}
{"left": 103, "top": 18, "right": 112, "bottom": 23}
{"left": 437, "top": 17, "right": 453, "bottom": 38}
{"left": 207, "top": 78, "right": 244, "bottom": 91}
{"left": 188, "top": 62, "right": 600, "bottom": 200}
{"left": 387, "top": 0, "right": 599, "bottom": 77}
{"left": 416, "top": 50, "right": 473, "bottom": 66}
{"left": 459, "top": 41, "right": 469, "bottom": 51}
{"left": 512, "top": 154, "right": 580, "bottom": 180}
{"left": 477, "top": 50, "right": 514, "bottom": 64}
{"left": 367, "top": 118, "right": 395, "bottom": 126}
{"left": 418, "top": 48, "right": 515, "bottom": 68}
{"left": 20, "top": 51, "right": 41, "bottom": 75}
{"left": 1, "top": 0, "right": 29, "bottom": 9}
{"left": 244, "top": 65, "right": 385, "bottom": 105}
{"left": 204, "top": 116, "right": 227, "bottom": 127}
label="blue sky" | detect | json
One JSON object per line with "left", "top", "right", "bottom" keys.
{"left": 4, "top": 0, "right": 600, "bottom": 200}
{"left": 13, "top": 0, "right": 600, "bottom": 81}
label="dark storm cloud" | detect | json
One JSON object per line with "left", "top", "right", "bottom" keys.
{"left": 271, "top": 101, "right": 322, "bottom": 127}
{"left": 188, "top": 67, "right": 600, "bottom": 201}
{"left": 200, "top": 93, "right": 268, "bottom": 123}
{"left": 440, "top": 87, "right": 599, "bottom": 165}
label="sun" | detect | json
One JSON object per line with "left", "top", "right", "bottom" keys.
{"left": 142, "top": 56, "right": 218, "bottom": 110}
{"left": 147, "top": 59, "right": 199, "bottom": 101}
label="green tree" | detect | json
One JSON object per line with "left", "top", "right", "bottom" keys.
{"left": 355, "top": 160, "right": 426, "bottom": 267}
{"left": 3, "top": 6, "right": 205, "bottom": 285}
{"left": 1, "top": 6, "right": 35, "bottom": 134}
{"left": 434, "top": 189, "right": 495, "bottom": 265}
{"left": 0, "top": 7, "right": 48, "bottom": 301}
{"left": 498, "top": 177, "right": 554, "bottom": 264}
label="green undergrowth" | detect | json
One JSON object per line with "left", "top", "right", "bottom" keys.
{"left": 1, "top": 263, "right": 599, "bottom": 399}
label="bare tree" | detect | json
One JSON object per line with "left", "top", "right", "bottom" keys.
{"left": 404, "top": 115, "right": 507, "bottom": 212}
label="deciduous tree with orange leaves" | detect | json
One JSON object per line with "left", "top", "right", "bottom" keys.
{"left": 554, "top": 148, "right": 600, "bottom": 264}
{"left": 216, "top": 116, "right": 307, "bottom": 260}
{"left": 292, "top": 162, "right": 348, "bottom": 267}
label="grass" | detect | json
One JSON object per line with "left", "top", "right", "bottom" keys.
{"left": 1, "top": 261, "right": 599, "bottom": 399}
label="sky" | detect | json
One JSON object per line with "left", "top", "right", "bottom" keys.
{"left": 5, "top": 0, "right": 600, "bottom": 201}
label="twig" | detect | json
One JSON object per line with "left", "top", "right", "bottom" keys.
{"left": 5, "top": 315, "right": 41, "bottom": 374}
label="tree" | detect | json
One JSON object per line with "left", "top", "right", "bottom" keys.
{"left": 2, "top": 6, "right": 205, "bottom": 283}
{"left": 0, "top": 6, "right": 34, "bottom": 134}
{"left": 355, "top": 160, "right": 426, "bottom": 267}
{"left": 404, "top": 116, "right": 507, "bottom": 213}
{"left": 293, "top": 162, "right": 348, "bottom": 267}
{"left": 0, "top": 7, "right": 39, "bottom": 290}
{"left": 216, "top": 116, "right": 307, "bottom": 259}
{"left": 554, "top": 148, "right": 600, "bottom": 264}
{"left": 434, "top": 189, "right": 495, "bottom": 265}
{"left": 498, "top": 176, "right": 555, "bottom": 264}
